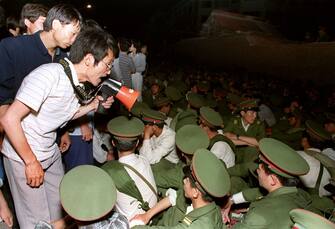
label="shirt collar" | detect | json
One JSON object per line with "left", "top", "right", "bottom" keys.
{"left": 64, "top": 57, "right": 82, "bottom": 87}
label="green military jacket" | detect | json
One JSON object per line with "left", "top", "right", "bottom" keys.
{"left": 224, "top": 117, "right": 266, "bottom": 163}
{"left": 134, "top": 202, "right": 226, "bottom": 229}
{"left": 224, "top": 117, "right": 266, "bottom": 141}
{"left": 233, "top": 187, "right": 313, "bottom": 229}
{"left": 271, "top": 127, "right": 305, "bottom": 150}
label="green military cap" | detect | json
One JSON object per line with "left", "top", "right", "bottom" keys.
{"left": 206, "top": 97, "right": 218, "bottom": 109}
{"left": 154, "top": 97, "right": 172, "bottom": 108}
{"left": 197, "top": 81, "right": 210, "bottom": 92}
{"left": 165, "top": 86, "right": 183, "bottom": 101}
{"left": 142, "top": 108, "right": 167, "bottom": 125}
{"left": 174, "top": 110, "right": 198, "bottom": 132}
{"left": 184, "top": 149, "right": 231, "bottom": 198}
{"left": 60, "top": 165, "right": 117, "bottom": 221}
{"left": 289, "top": 208, "right": 335, "bottom": 229}
{"left": 130, "top": 101, "right": 149, "bottom": 117}
{"left": 259, "top": 138, "right": 310, "bottom": 178}
{"left": 305, "top": 120, "right": 331, "bottom": 141}
{"left": 238, "top": 99, "right": 259, "bottom": 112}
{"left": 199, "top": 106, "right": 223, "bottom": 128}
{"left": 176, "top": 124, "right": 209, "bottom": 155}
{"left": 226, "top": 93, "right": 242, "bottom": 105}
{"left": 186, "top": 92, "right": 206, "bottom": 109}
{"left": 107, "top": 116, "right": 144, "bottom": 138}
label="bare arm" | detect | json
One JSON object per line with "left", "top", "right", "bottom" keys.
{"left": 131, "top": 196, "right": 172, "bottom": 225}
{"left": 224, "top": 132, "right": 259, "bottom": 147}
{"left": 0, "top": 100, "right": 44, "bottom": 187}
{"left": 72, "top": 96, "right": 114, "bottom": 120}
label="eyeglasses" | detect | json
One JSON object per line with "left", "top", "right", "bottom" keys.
{"left": 101, "top": 60, "right": 112, "bottom": 70}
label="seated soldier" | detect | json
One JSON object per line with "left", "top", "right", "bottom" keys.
{"left": 296, "top": 120, "right": 335, "bottom": 215}
{"left": 198, "top": 106, "right": 235, "bottom": 168}
{"left": 44, "top": 165, "right": 129, "bottom": 229}
{"left": 224, "top": 99, "right": 266, "bottom": 163}
{"left": 102, "top": 116, "right": 158, "bottom": 225}
{"left": 272, "top": 110, "right": 305, "bottom": 150}
{"left": 228, "top": 138, "right": 314, "bottom": 228}
{"left": 153, "top": 97, "right": 173, "bottom": 126}
{"left": 131, "top": 149, "right": 231, "bottom": 229}
{"left": 140, "top": 108, "right": 179, "bottom": 166}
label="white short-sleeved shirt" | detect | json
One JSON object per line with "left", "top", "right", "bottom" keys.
{"left": 116, "top": 154, "right": 157, "bottom": 221}
{"left": 297, "top": 149, "right": 331, "bottom": 196}
{"left": 210, "top": 140, "right": 235, "bottom": 168}
{"left": 139, "top": 125, "right": 179, "bottom": 164}
{"left": 2, "top": 61, "right": 80, "bottom": 162}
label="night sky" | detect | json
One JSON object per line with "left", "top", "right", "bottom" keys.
{"left": 1, "top": 0, "right": 335, "bottom": 42}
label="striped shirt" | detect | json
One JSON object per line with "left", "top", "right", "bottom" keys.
{"left": 2, "top": 61, "right": 80, "bottom": 162}
{"left": 118, "top": 52, "right": 135, "bottom": 88}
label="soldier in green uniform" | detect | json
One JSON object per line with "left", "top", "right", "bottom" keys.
{"left": 143, "top": 79, "right": 164, "bottom": 108}
{"left": 232, "top": 138, "right": 313, "bottom": 229}
{"left": 297, "top": 120, "right": 335, "bottom": 216}
{"left": 52, "top": 165, "right": 129, "bottom": 228}
{"left": 198, "top": 106, "right": 235, "bottom": 168}
{"left": 153, "top": 97, "right": 173, "bottom": 126}
{"left": 137, "top": 125, "right": 211, "bottom": 227}
{"left": 224, "top": 99, "right": 266, "bottom": 163}
{"left": 289, "top": 208, "right": 335, "bottom": 229}
{"left": 153, "top": 124, "right": 210, "bottom": 192}
{"left": 272, "top": 110, "right": 305, "bottom": 150}
{"left": 102, "top": 116, "right": 158, "bottom": 224}
{"left": 170, "top": 93, "right": 206, "bottom": 132}
{"left": 132, "top": 148, "right": 231, "bottom": 229}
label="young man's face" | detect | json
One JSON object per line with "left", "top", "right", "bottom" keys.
{"left": 54, "top": 20, "right": 81, "bottom": 49}
{"left": 257, "top": 163, "right": 271, "bottom": 189}
{"left": 183, "top": 177, "right": 195, "bottom": 199}
{"left": 241, "top": 110, "right": 257, "bottom": 125}
{"left": 87, "top": 49, "right": 114, "bottom": 86}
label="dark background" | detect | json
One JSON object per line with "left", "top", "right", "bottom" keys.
{"left": 1, "top": 0, "right": 335, "bottom": 45}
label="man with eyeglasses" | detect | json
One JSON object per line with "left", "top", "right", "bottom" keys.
{"left": 0, "top": 28, "right": 117, "bottom": 228}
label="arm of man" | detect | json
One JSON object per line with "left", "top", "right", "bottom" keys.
{"left": 140, "top": 127, "right": 175, "bottom": 164}
{"left": 72, "top": 95, "right": 114, "bottom": 120}
{"left": 0, "top": 100, "right": 44, "bottom": 187}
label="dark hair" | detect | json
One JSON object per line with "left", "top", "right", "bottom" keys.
{"left": 6, "top": 16, "right": 20, "bottom": 31}
{"left": 130, "top": 39, "right": 141, "bottom": 51}
{"left": 186, "top": 175, "right": 213, "bottom": 202}
{"left": 118, "top": 37, "right": 131, "bottom": 52}
{"left": 82, "top": 19, "right": 103, "bottom": 32}
{"left": 20, "top": 3, "right": 48, "bottom": 28}
{"left": 262, "top": 163, "right": 300, "bottom": 187}
{"left": 69, "top": 29, "right": 118, "bottom": 65}
{"left": 113, "top": 138, "right": 138, "bottom": 152}
{"left": 43, "top": 4, "right": 82, "bottom": 32}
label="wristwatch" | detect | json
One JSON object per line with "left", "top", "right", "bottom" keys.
{"left": 236, "top": 134, "right": 240, "bottom": 140}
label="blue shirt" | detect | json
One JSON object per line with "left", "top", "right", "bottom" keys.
{"left": 0, "top": 31, "right": 67, "bottom": 104}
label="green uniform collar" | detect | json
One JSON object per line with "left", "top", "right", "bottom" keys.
{"left": 266, "top": 186, "right": 298, "bottom": 199}
{"left": 182, "top": 202, "right": 217, "bottom": 225}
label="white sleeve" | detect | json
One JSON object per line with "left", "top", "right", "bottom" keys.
{"left": 232, "top": 192, "right": 247, "bottom": 204}
{"left": 16, "top": 65, "right": 56, "bottom": 112}
{"left": 139, "top": 130, "right": 176, "bottom": 164}
{"left": 210, "top": 141, "right": 235, "bottom": 168}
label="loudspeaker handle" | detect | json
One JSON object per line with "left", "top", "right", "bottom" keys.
{"left": 96, "top": 92, "right": 109, "bottom": 114}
